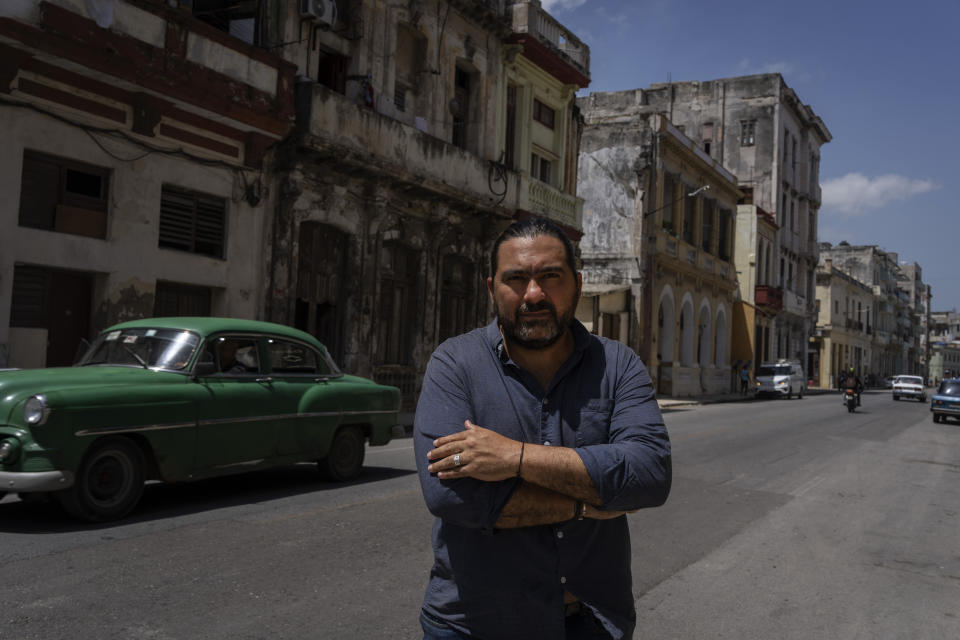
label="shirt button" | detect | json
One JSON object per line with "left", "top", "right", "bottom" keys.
{"left": 557, "top": 531, "right": 564, "bottom": 539}
{"left": 560, "top": 577, "right": 567, "bottom": 584}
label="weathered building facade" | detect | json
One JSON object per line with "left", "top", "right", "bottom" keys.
{"left": 929, "top": 309, "right": 960, "bottom": 382}
{"left": 634, "top": 74, "right": 831, "bottom": 376}
{"left": 263, "top": 0, "right": 590, "bottom": 411}
{"left": 575, "top": 104, "right": 739, "bottom": 396}
{"left": 0, "top": 1, "right": 591, "bottom": 412}
{"left": 816, "top": 242, "right": 923, "bottom": 380}
{"left": 0, "top": 0, "right": 294, "bottom": 368}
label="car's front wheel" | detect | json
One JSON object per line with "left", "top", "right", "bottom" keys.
{"left": 58, "top": 437, "right": 145, "bottom": 522}
{"left": 319, "top": 426, "right": 365, "bottom": 481}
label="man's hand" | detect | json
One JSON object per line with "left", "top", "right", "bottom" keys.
{"left": 427, "top": 420, "right": 522, "bottom": 481}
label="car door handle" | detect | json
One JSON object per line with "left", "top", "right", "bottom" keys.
{"left": 256, "top": 377, "right": 273, "bottom": 383}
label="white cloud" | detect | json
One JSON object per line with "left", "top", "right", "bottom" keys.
{"left": 822, "top": 173, "right": 940, "bottom": 215}
{"left": 541, "top": 0, "right": 587, "bottom": 12}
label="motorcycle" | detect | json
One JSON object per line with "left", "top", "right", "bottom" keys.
{"left": 844, "top": 388, "right": 857, "bottom": 413}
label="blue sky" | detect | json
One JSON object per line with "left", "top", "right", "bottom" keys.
{"left": 543, "top": 0, "right": 959, "bottom": 311}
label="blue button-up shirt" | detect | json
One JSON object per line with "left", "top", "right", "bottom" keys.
{"left": 414, "top": 320, "right": 671, "bottom": 639}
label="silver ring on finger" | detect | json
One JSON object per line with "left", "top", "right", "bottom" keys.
{"left": 453, "top": 453, "right": 462, "bottom": 467}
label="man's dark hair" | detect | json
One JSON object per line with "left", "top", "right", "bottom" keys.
{"left": 489, "top": 216, "right": 577, "bottom": 278}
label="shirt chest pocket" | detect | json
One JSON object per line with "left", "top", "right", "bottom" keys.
{"left": 574, "top": 398, "right": 614, "bottom": 446}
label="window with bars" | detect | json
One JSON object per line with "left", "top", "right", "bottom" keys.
{"left": 378, "top": 242, "right": 420, "bottom": 365}
{"left": 439, "top": 255, "right": 474, "bottom": 342}
{"left": 154, "top": 281, "right": 212, "bottom": 317}
{"left": 10, "top": 265, "right": 50, "bottom": 328}
{"left": 158, "top": 185, "right": 227, "bottom": 259}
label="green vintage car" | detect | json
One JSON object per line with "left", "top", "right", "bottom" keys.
{"left": 0, "top": 317, "right": 401, "bottom": 521}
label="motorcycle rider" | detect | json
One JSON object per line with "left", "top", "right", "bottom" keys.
{"left": 843, "top": 366, "right": 863, "bottom": 407}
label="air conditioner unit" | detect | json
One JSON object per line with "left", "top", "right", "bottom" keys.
{"left": 299, "top": 0, "right": 338, "bottom": 28}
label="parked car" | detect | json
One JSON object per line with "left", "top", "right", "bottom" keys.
{"left": 883, "top": 376, "right": 896, "bottom": 389}
{"left": 755, "top": 360, "right": 806, "bottom": 399}
{"left": 0, "top": 318, "right": 401, "bottom": 521}
{"left": 930, "top": 378, "right": 960, "bottom": 423}
{"left": 892, "top": 375, "right": 926, "bottom": 402}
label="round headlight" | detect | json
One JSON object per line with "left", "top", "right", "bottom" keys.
{"left": 24, "top": 394, "right": 49, "bottom": 425}
{"left": 0, "top": 438, "right": 20, "bottom": 464}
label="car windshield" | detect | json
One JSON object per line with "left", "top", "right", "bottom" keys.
{"left": 937, "top": 381, "right": 960, "bottom": 396}
{"left": 898, "top": 376, "right": 923, "bottom": 386}
{"left": 79, "top": 328, "right": 200, "bottom": 370}
{"left": 758, "top": 365, "right": 790, "bottom": 376}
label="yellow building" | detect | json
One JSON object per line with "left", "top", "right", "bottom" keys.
{"left": 731, "top": 205, "right": 780, "bottom": 377}
{"left": 813, "top": 258, "right": 874, "bottom": 388}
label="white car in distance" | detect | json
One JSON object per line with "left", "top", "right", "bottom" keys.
{"left": 892, "top": 375, "right": 926, "bottom": 402}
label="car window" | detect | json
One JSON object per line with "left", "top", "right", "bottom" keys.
{"left": 80, "top": 329, "right": 199, "bottom": 370}
{"left": 899, "top": 376, "right": 923, "bottom": 385}
{"left": 267, "top": 339, "right": 328, "bottom": 374}
{"left": 758, "top": 365, "right": 790, "bottom": 376}
{"left": 937, "top": 381, "right": 960, "bottom": 396}
{"left": 209, "top": 337, "right": 260, "bottom": 374}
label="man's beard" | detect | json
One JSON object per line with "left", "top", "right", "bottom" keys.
{"left": 495, "top": 298, "right": 574, "bottom": 350}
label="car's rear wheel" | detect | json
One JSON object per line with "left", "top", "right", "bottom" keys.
{"left": 58, "top": 437, "right": 145, "bottom": 522}
{"left": 932, "top": 414, "right": 940, "bottom": 423}
{"left": 798, "top": 387, "right": 804, "bottom": 399}
{"left": 893, "top": 395, "right": 899, "bottom": 401}
{"left": 319, "top": 426, "right": 365, "bottom": 481}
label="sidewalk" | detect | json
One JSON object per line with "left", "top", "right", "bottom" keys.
{"left": 657, "top": 386, "right": 837, "bottom": 410}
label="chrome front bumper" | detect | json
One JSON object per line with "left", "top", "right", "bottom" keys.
{"left": 931, "top": 405, "right": 960, "bottom": 415}
{"left": 0, "top": 470, "right": 75, "bottom": 492}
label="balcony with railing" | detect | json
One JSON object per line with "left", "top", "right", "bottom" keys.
{"left": 517, "top": 173, "right": 583, "bottom": 231}
{"left": 506, "top": 1, "right": 590, "bottom": 86}
{"left": 756, "top": 285, "right": 784, "bottom": 311}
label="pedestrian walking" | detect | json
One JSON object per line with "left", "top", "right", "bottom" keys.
{"left": 413, "top": 216, "right": 672, "bottom": 639}
{"left": 740, "top": 363, "right": 751, "bottom": 395}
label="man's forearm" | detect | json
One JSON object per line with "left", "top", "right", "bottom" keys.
{"left": 495, "top": 481, "right": 633, "bottom": 529}
{"left": 495, "top": 482, "right": 574, "bottom": 528}
{"left": 519, "top": 442, "right": 602, "bottom": 505}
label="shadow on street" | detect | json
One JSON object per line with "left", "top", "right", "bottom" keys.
{"left": 0, "top": 463, "right": 416, "bottom": 533}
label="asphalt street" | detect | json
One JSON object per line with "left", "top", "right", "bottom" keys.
{"left": 0, "top": 391, "right": 956, "bottom": 639}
